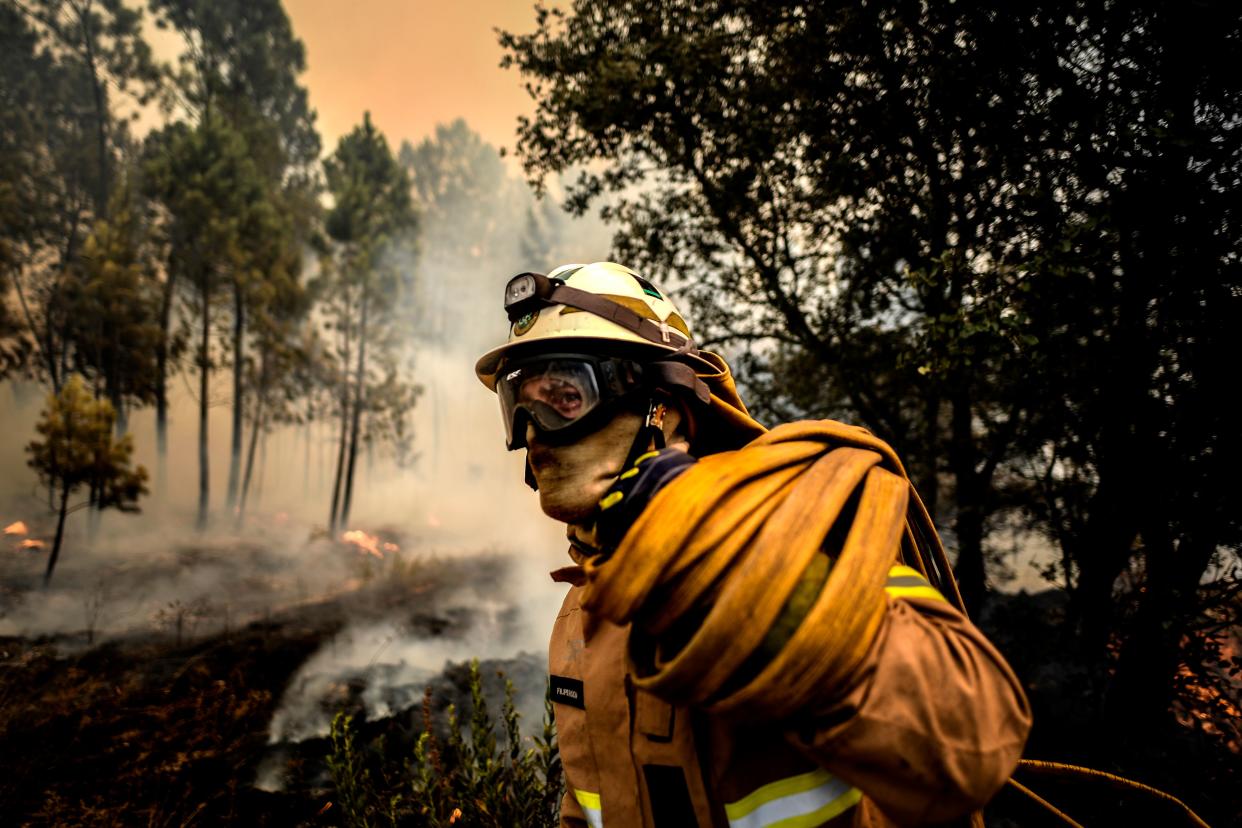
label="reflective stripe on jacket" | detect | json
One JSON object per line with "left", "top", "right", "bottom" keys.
{"left": 549, "top": 565, "right": 1031, "bottom": 828}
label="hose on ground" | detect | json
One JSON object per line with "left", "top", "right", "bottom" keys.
{"left": 1012, "top": 760, "right": 1212, "bottom": 828}
{"left": 1004, "top": 778, "right": 1087, "bottom": 828}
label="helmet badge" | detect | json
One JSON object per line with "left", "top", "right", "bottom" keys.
{"left": 513, "top": 309, "right": 540, "bottom": 336}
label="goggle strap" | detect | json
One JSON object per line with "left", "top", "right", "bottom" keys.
{"left": 548, "top": 284, "right": 698, "bottom": 353}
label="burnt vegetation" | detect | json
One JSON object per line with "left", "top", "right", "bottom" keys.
{"left": 0, "top": 549, "right": 557, "bottom": 827}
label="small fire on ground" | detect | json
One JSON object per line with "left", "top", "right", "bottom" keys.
{"left": 5, "top": 520, "right": 45, "bottom": 551}
{"left": 340, "top": 529, "right": 399, "bottom": 559}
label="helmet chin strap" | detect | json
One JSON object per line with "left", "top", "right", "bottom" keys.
{"left": 621, "top": 397, "right": 668, "bottom": 470}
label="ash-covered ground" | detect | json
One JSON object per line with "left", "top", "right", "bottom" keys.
{"left": 0, "top": 524, "right": 560, "bottom": 827}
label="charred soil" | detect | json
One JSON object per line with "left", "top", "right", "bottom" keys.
{"left": 0, "top": 548, "right": 544, "bottom": 827}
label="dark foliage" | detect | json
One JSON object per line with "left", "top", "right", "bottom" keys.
{"left": 500, "top": 0, "right": 1241, "bottom": 820}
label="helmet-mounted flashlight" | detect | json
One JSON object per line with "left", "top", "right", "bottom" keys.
{"left": 504, "top": 272, "right": 560, "bottom": 322}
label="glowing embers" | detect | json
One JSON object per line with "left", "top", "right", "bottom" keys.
{"left": 340, "top": 529, "right": 399, "bottom": 559}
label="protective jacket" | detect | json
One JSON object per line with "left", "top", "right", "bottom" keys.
{"left": 547, "top": 563, "right": 1031, "bottom": 828}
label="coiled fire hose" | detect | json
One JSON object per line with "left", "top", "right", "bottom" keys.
{"left": 578, "top": 420, "right": 1211, "bottom": 826}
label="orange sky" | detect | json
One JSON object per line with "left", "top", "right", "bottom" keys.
{"left": 283, "top": 0, "right": 547, "bottom": 156}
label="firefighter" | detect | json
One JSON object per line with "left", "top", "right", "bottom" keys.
{"left": 475, "top": 262, "right": 1031, "bottom": 828}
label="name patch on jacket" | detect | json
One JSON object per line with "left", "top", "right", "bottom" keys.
{"left": 549, "top": 675, "right": 585, "bottom": 709}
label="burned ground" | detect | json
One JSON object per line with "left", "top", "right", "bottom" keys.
{"left": 0, "top": 542, "right": 551, "bottom": 827}
{"left": 0, "top": 614, "right": 337, "bottom": 826}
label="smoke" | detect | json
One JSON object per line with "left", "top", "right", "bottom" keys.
{"left": 256, "top": 125, "right": 618, "bottom": 747}
{"left": 265, "top": 569, "right": 534, "bottom": 745}
{"left": 0, "top": 122, "right": 616, "bottom": 778}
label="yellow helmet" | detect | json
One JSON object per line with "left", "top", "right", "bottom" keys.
{"left": 474, "top": 262, "right": 766, "bottom": 455}
{"left": 474, "top": 261, "right": 713, "bottom": 386}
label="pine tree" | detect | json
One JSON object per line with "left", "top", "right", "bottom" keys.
{"left": 26, "top": 374, "right": 148, "bottom": 586}
{"left": 323, "top": 113, "right": 418, "bottom": 531}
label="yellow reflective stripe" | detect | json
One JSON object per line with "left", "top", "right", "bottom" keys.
{"left": 886, "top": 584, "right": 948, "bottom": 603}
{"left": 885, "top": 565, "right": 947, "bottom": 603}
{"left": 573, "top": 790, "right": 601, "bottom": 811}
{"left": 619, "top": 466, "right": 641, "bottom": 480}
{"left": 634, "top": 450, "right": 661, "bottom": 465}
{"left": 766, "top": 788, "right": 861, "bottom": 828}
{"left": 573, "top": 789, "right": 603, "bottom": 828}
{"left": 888, "top": 564, "right": 924, "bottom": 580}
{"left": 726, "top": 767, "right": 831, "bottom": 816}
{"left": 724, "top": 768, "right": 860, "bottom": 828}
{"left": 599, "top": 491, "right": 624, "bottom": 511}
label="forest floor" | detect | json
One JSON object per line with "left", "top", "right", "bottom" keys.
{"left": 0, "top": 540, "right": 548, "bottom": 828}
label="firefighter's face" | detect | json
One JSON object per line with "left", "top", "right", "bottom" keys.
{"left": 526, "top": 406, "right": 685, "bottom": 524}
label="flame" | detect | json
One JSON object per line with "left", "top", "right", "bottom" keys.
{"left": 6, "top": 522, "right": 43, "bottom": 551}
{"left": 341, "top": 529, "right": 385, "bottom": 558}
{"left": 449, "top": 808, "right": 463, "bottom": 824}
{"left": 1173, "top": 648, "right": 1242, "bottom": 751}
{"left": 427, "top": 513, "right": 442, "bottom": 528}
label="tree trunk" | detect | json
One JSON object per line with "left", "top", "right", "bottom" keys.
{"left": 227, "top": 282, "right": 245, "bottom": 511}
{"left": 10, "top": 268, "right": 61, "bottom": 392}
{"left": 86, "top": 480, "right": 100, "bottom": 545}
{"left": 113, "top": 397, "right": 127, "bottom": 436}
{"left": 948, "top": 392, "right": 987, "bottom": 614}
{"left": 318, "top": 416, "right": 327, "bottom": 494}
{"left": 1070, "top": 483, "right": 1140, "bottom": 659}
{"left": 237, "top": 385, "right": 266, "bottom": 527}
{"left": 254, "top": 429, "right": 268, "bottom": 507}
{"left": 329, "top": 401, "right": 349, "bottom": 532}
{"left": 107, "top": 308, "right": 124, "bottom": 437}
{"left": 1105, "top": 526, "right": 1215, "bottom": 738}
{"left": 77, "top": 1, "right": 111, "bottom": 217}
{"left": 43, "top": 485, "right": 71, "bottom": 588}
{"left": 328, "top": 310, "right": 352, "bottom": 533}
{"left": 156, "top": 268, "right": 177, "bottom": 485}
{"left": 1067, "top": 218, "right": 1148, "bottom": 658}
{"left": 365, "top": 416, "right": 373, "bottom": 484}
{"left": 303, "top": 417, "right": 312, "bottom": 498}
{"left": 340, "top": 291, "right": 369, "bottom": 529}
{"left": 196, "top": 281, "right": 211, "bottom": 532}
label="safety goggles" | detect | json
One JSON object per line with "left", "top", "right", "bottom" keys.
{"left": 496, "top": 354, "right": 647, "bottom": 450}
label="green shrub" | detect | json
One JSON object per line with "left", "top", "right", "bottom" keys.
{"left": 328, "top": 660, "right": 561, "bottom": 827}
{"left": 328, "top": 710, "right": 376, "bottom": 828}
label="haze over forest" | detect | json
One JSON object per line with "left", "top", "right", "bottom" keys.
{"left": 0, "top": 0, "right": 613, "bottom": 616}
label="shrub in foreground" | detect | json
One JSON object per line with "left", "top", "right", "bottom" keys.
{"left": 328, "top": 660, "right": 561, "bottom": 827}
